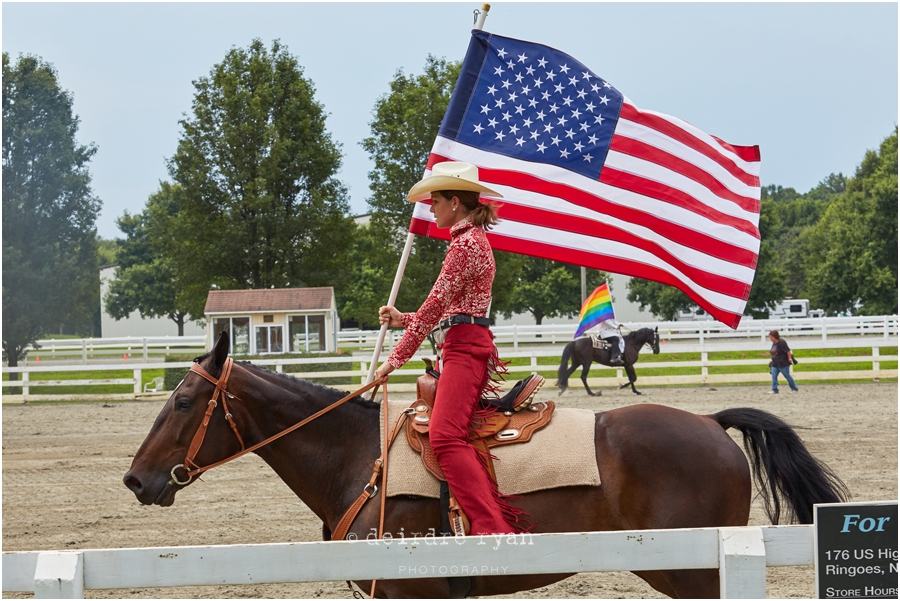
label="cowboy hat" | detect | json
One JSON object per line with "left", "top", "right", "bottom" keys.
{"left": 406, "top": 162, "right": 503, "bottom": 203}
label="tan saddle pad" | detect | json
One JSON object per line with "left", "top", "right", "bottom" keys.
{"left": 380, "top": 399, "right": 601, "bottom": 498}
{"left": 406, "top": 372, "right": 554, "bottom": 482}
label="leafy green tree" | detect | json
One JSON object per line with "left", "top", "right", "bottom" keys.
{"left": 164, "top": 39, "right": 354, "bottom": 312}
{"left": 499, "top": 257, "right": 606, "bottom": 325}
{"left": 105, "top": 183, "right": 196, "bottom": 335}
{"left": 2, "top": 53, "right": 101, "bottom": 368}
{"left": 626, "top": 279, "right": 693, "bottom": 321}
{"left": 803, "top": 129, "right": 898, "bottom": 315}
{"left": 351, "top": 56, "right": 463, "bottom": 320}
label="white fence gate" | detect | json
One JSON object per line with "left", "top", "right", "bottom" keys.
{"left": 3, "top": 524, "right": 814, "bottom": 599}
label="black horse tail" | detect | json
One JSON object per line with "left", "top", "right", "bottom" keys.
{"left": 556, "top": 341, "right": 576, "bottom": 391}
{"left": 712, "top": 408, "right": 849, "bottom": 525}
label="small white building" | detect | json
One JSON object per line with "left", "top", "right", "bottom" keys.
{"left": 204, "top": 288, "right": 339, "bottom": 354}
{"left": 100, "top": 265, "right": 206, "bottom": 338}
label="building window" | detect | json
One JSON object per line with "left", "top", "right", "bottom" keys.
{"left": 212, "top": 317, "right": 250, "bottom": 355}
{"left": 289, "top": 314, "right": 327, "bottom": 352}
{"left": 255, "top": 325, "right": 283, "bottom": 354}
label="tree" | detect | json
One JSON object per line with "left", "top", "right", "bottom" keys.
{"left": 627, "top": 278, "right": 694, "bottom": 321}
{"left": 2, "top": 53, "right": 101, "bottom": 369}
{"left": 500, "top": 257, "right": 606, "bottom": 325}
{"left": 163, "top": 39, "right": 354, "bottom": 311}
{"left": 803, "top": 129, "right": 898, "bottom": 315}
{"left": 349, "top": 56, "right": 463, "bottom": 321}
{"left": 105, "top": 183, "right": 196, "bottom": 335}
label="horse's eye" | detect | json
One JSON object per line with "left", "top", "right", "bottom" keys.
{"left": 175, "top": 398, "right": 192, "bottom": 412}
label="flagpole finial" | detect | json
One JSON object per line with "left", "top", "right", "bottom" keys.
{"left": 474, "top": 4, "right": 491, "bottom": 30}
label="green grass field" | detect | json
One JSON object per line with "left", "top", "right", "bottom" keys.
{"left": 2, "top": 368, "right": 165, "bottom": 395}
{"left": 3, "top": 346, "right": 894, "bottom": 397}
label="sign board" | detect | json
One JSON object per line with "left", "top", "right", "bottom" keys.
{"left": 815, "top": 501, "right": 898, "bottom": 599}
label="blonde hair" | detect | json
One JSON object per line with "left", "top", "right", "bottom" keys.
{"left": 438, "top": 190, "right": 501, "bottom": 230}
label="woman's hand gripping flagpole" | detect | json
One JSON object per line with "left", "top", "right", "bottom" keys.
{"left": 364, "top": 3, "right": 492, "bottom": 386}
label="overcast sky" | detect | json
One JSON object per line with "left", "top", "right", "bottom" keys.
{"left": 4, "top": 2, "right": 897, "bottom": 239}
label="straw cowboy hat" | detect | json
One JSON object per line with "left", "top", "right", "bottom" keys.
{"left": 406, "top": 162, "right": 503, "bottom": 203}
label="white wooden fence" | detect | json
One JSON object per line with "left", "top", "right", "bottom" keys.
{"left": 13, "top": 316, "right": 898, "bottom": 363}
{"left": 2, "top": 524, "right": 814, "bottom": 599}
{"left": 2, "top": 337, "right": 897, "bottom": 401}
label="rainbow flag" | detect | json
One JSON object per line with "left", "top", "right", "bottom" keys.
{"left": 574, "top": 284, "right": 615, "bottom": 338}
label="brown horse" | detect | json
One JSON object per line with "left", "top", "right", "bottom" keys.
{"left": 124, "top": 332, "right": 848, "bottom": 598}
{"left": 557, "top": 327, "right": 660, "bottom": 396}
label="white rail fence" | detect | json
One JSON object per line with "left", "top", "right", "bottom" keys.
{"left": 2, "top": 337, "right": 897, "bottom": 401}
{"left": 10, "top": 316, "right": 898, "bottom": 364}
{"left": 3, "top": 524, "right": 813, "bottom": 599}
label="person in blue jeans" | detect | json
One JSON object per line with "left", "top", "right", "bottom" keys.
{"left": 768, "top": 330, "right": 798, "bottom": 394}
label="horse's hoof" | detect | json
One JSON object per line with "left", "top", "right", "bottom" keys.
{"left": 634, "top": 391, "right": 643, "bottom": 396}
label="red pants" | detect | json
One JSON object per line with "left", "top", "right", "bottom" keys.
{"left": 429, "top": 324, "right": 516, "bottom": 536}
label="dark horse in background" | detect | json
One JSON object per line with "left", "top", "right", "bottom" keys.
{"left": 558, "top": 326, "right": 660, "bottom": 396}
{"left": 124, "top": 332, "right": 848, "bottom": 598}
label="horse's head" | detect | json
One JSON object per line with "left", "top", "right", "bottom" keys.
{"left": 123, "top": 331, "right": 248, "bottom": 506}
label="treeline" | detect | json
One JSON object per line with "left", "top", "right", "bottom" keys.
{"left": 4, "top": 41, "right": 897, "bottom": 368}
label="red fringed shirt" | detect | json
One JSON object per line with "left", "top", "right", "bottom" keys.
{"left": 386, "top": 217, "right": 495, "bottom": 369}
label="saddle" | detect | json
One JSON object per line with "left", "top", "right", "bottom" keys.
{"left": 406, "top": 369, "right": 554, "bottom": 486}
{"left": 590, "top": 334, "right": 611, "bottom": 350}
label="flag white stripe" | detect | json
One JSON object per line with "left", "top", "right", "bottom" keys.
{"left": 410, "top": 208, "right": 747, "bottom": 315}
{"left": 626, "top": 103, "right": 761, "bottom": 177}
{"left": 430, "top": 137, "right": 760, "bottom": 249}
{"left": 613, "top": 119, "right": 761, "bottom": 199}
{"left": 603, "top": 150, "right": 760, "bottom": 225}
{"left": 467, "top": 182, "right": 757, "bottom": 283}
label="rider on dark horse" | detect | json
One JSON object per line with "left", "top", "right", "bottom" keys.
{"left": 598, "top": 318, "right": 625, "bottom": 366}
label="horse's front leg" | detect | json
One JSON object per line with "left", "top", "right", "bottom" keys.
{"left": 624, "top": 363, "right": 641, "bottom": 395}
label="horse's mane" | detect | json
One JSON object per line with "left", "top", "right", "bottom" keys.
{"left": 193, "top": 352, "right": 379, "bottom": 412}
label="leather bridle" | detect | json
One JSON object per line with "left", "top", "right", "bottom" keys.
{"left": 167, "top": 357, "right": 386, "bottom": 487}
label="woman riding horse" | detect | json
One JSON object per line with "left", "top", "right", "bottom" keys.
{"left": 374, "top": 161, "right": 524, "bottom": 536}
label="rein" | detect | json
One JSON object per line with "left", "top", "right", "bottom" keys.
{"left": 168, "top": 357, "right": 387, "bottom": 486}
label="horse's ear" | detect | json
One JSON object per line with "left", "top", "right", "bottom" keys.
{"left": 212, "top": 331, "right": 230, "bottom": 368}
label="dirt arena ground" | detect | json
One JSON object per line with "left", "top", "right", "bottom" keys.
{"left": 3, "top": 382, "right": 897, "bottom": 599}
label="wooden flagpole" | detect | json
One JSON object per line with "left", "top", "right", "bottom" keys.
{"left": 365, "top": 4, "right": 492, "bottom": 385}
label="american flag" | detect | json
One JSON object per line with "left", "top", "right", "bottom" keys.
{"left": 409, "top": 30, "right": 761, "bottom": 329}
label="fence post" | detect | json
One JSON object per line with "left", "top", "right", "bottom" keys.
{"left": 718, "top": 526, "right": 766, "bottom": 599}
{"left": 34, "top": 551, "right": 84, "bottom": 599}
{"left": 513, "top": 325, "right": 518, "bottom": 352}
{"left": 699, "top": 326, "right": 705, "bottom": 349}
{"left": 82, "top": 340, "right": 87, "bottom": 365}
{"left": 701, "top": 351, "right": 709, "bottom": 383}
{"left": 275, "top": 362, "right": 284, "bottom": 374}
{"left": 872, "top": 347, "right": 880, "bottom": 380}
{"left": 530, "top": 353, "right": 537, "bottom": 371}
{"left": 822, "top": 318, "right": 827, "bottom": 343}
{"left": 142, "top": 338, "right": 148, "bottom": 363}
{"left": 133, "top": 369, "right": 142, "bottom": 396}
{"left": 22, "top": 371, "right": 29, "bottom": 399}
{"left": 885, "top": 316, "right": 890, "bottom": 339}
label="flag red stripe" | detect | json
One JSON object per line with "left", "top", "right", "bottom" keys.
{"left": 409, "top": 218, "right": 744, "bottom": 329}
{"left": 412, "top": 198, "right": 752, "bottom": 297}
{"left": 487, "top": 233, "right": 745, "bottom": 329}
{"left": 609, "top": 136, "right": 760, "bottom": 214}
{"left": 619, "top": 103, "right": 760, "bottom": 187}
{"left": 495, "top": 202, "right": 752, "bottom": 298}
{"left": 711, "top": 135, "right": 761, "bottom": 163}
{"left": 599, "top": 167, "right": 760, "bottom": 239}
{"left": 427, "top": 153, "right": 759, "bottom": 269}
